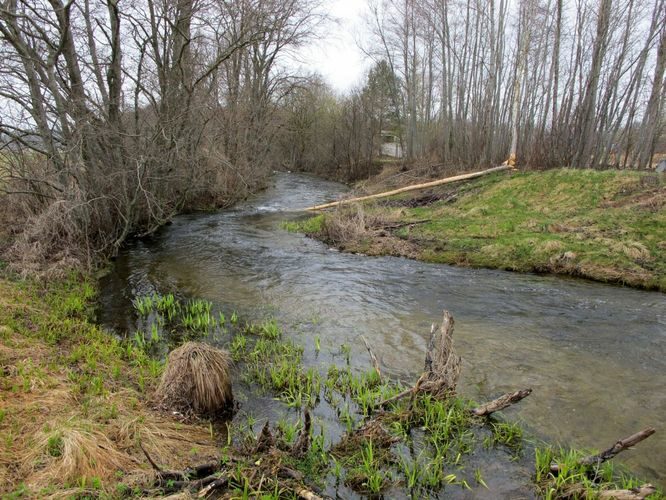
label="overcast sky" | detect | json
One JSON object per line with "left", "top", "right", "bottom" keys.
{"left": 292, "top": 0, "right": 372, "bottom": 94}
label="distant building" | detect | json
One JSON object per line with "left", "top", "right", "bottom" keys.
{"left": 656, "top": 159, "right": 666, "bottom": 173}
{"left": 380, "top": 131, "right": 403, "bottom": 158}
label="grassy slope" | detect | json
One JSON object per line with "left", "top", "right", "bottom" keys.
{"left": 0, "top": 275, "right": 218, "bottom": 497}
{"left": 297, "top": 169, "right": 666, "bottom": 291}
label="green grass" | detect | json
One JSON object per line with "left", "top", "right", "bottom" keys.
{"left": 281, "top": 214, "right": 325, "bottom": 234}
{"left": 2, "top": 271, "right": 662, "bottom": 497}
{"left": 535, "top": 444, "right": 665, "bottom": 499}
{"left": 289, "top": 169, "right": 666, "bottom": 291}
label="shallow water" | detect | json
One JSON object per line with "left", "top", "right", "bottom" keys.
{"left": 99, "top": 173, "right": 665, "bottom": 490}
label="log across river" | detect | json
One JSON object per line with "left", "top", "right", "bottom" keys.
{"left": 99, "top": 172, "right": 665, "bottom": 489}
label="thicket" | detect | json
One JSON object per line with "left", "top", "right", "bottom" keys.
{"left": 1, "top": 0, "right": 664, "bottom": 274}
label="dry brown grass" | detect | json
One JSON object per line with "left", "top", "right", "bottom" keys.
{"left": 318, "top": 203, "right": 394, "bottom": 246}
{"left": 156, "top": 342, "right": 233, "bottom": 417}
{"left": 538, "top": 240, "right": 565, "bottom": 254}
{"left": 23, "top": 424, "right": 138, "bottom": 486}
{"left": 0, "top": 280, "right": 225, "bottom": 496}
{"left": 112, "top": 414, "right": 219, "bottom": 469}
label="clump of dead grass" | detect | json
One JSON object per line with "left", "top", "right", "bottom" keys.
{"left": 156, "top": 342, "right": 233, "bottom": 417}
{"left": 320, "top": 203, "right": 389, "bottom": 245}
{"left": 616, "top": 241, "right": 651, "bottom": 261}
{"left": 112, "top": 414, "right": 219, "bottom": 469}
{"left": 539, "top": 240, "right": 565, "bottom": 254}
{"left": 23, "top": 423, "right": 137, "bottom": 488}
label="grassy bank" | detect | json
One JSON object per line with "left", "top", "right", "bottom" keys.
{"left": 286, "top": 168, "right": 666, "bottom": 291}
{"left": 0, "top": 275, "right": 220, "bottom": 497}
{"left": 1, "top": 275, "right": 662, "bottom": 497}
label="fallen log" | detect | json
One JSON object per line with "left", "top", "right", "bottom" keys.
{"left": 598, "top": 484, "right": 656, "bottom": 500}
{"left": 303, "top": 165, "right": 512, "bottom": 211}
{"left": 472, "top": 389, "right": 532, "bottom": 416}
{"left": 550, "top": 428, "right": 656, "bottom": 473}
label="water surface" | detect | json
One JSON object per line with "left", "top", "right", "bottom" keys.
{"left": 100, "top": 173, "right": 665, "bottom": 488}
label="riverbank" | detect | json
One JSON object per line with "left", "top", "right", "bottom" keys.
{"left": 0, "top": 275, "right": 222, "bottom": 496}
{"left": 2, "top": 275, "right": 661, "bottom": 497}
{"left": 287, "top": 168, "right": 666, "bottom": 292}
{"left": 0, "top": 277, "right": 663, "bottom": 498}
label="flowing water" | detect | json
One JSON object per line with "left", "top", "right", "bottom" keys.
{"left": 99, "top": 173, "right": 665, "bottom": 492}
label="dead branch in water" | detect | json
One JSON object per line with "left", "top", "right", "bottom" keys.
{"left": 562, "top": 483, "right": 656, "bottom": 500}
{"left": 472, "top": 389, "right": 533, "bottom": 416}
{"left": 597, "top": 484, "right": 656, "bottom": 499}
{"left": 550, "top": 428, "right": 656, "bottom": 473}
{"left": 361, "top": 335, "right": 382, "bottom": 381}
{"left": 376, "top": 312, "right": 460, "bottom": 409}
{"left": 303, "top": 165, "right": 512, "bottom": 211}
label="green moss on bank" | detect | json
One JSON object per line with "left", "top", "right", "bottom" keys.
{"left": 288, "top": 169, "right": 666, "bottom": 291}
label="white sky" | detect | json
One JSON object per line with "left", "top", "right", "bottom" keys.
{"left": 293, "top": 0, "right": 372, "bottom": 94}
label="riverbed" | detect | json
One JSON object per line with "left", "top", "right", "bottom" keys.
{"left": 99, "top": 172, "right": 665, "bottom": 490}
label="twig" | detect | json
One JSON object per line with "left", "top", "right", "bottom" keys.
{"left": 375, "top": 385, "right": 415, "bottom": 408}
{"left": 361, "top": 335, "right": 382, "bottom": 381}
{"left": 140, "top": 442, "right": 162, "bottom": 472}
{"left": 380, "top": 219, "right": 432, "bottom": 230}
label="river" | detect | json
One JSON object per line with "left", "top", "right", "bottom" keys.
{"left": 99, "top": 172, "right": 665, "bottom": 490}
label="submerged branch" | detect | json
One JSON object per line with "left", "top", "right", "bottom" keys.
{"left": 550, "top": 428, "right": 656, "bottom": 473}
{"left": 472, "top": 389, "right": 533, "bottom": 416}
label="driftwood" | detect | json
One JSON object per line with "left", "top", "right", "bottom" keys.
{"left": 562, "top": 483, "right": 656, "bottom": 500}
{"left": 472, "top": 389, "right": 533, "bottom": 416}
{"left": 419, "top": 313, "right": 461, "bottom": 397}
{"left": 376, "top": 312, "right": 460, "bottom": 408}
{"left": 597, "top": 484, "right": 656, "bottom": 499}
{"left": 291, "top": 409, "right": 312, "bottom": 458}
{"left": 361, "top": 335, "right": 382, "bottom": 381}
{"left": 295, "top": 489, "right": 324, "bottom": 500}
{"left": 550, "top": 428, "right": 656, "bottom": 473}
{"left": 303, "top": 165, "right": 512, "bottom": 211}
{"left": 196, "top": 475, "right": 229, "bottom": 497}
